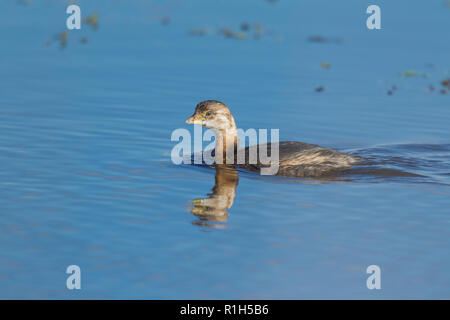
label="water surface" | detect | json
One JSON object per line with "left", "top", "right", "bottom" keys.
{"left": 0, "top": 0, "right": 449, "bottom": 299}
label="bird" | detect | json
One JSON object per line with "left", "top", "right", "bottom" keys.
{"left": 185, "top": 100, "right": 362, "bottom": 178}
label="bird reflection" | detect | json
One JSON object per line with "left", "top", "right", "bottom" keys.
{"left": 189, "top": 165, "right": 239, "bottom": 228}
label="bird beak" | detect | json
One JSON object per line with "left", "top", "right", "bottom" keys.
{"left": 185, "top": 113, "right": 205, "bottom": 125}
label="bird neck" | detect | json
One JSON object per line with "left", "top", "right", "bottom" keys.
{"left": 214, "top": 127, "right": 238, "bottom": 165}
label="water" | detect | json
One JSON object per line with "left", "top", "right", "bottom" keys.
{"left": 0, "top": 0, "right": 449, "bottom": 299}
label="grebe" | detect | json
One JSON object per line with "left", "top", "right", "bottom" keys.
{"left": 186, "top": 100, "right": 362, "bottom": 178}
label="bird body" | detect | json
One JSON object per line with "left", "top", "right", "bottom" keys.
{"left": 240, "top": 141, "right": 360, "bottom": 177}
{"left": 186, "top": 100, "right": 361, "bottom": 178}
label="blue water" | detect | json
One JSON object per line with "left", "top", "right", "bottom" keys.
{"left": 0, "top": 0, "right": 449, "bottom": 299}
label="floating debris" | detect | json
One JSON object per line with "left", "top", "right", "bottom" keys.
{"left": 219, "top": 28, "right": 246, "bottom": 40}
{"left": 315, "top": 86, "right": 326, "bottom": 92}
{"left": 399, "top": 70, "right": 430, "bottom": 78}
{"left": 83, "top": 13, "right": 99, "bottom": 30}
{"left": 46, "top": 11, "right": 100, "bottom": 50}
{"left": 54, "top": 31, "right": 68, "bottom": 49}
{"left": 400, "top": 70, "right": 417, "bottom": 77}
{"left": 441, "top": 89, "right": 448, "bottom": 94}
{"left": 308, "top": 35, "right": 343, "bottom": 44}
{"left": 189, "top": 28, "right": 209, "bottom": 36}
{"left": 241, "top": 23, "right": 250, "bottom": 32}
{"left": 429, "top": 85, "right": 435, "bottom": 92}
{"left": 235, "top": 33, "right": 246, "bottom": 40}
{"left": 274, "top": 36, "right": 283, "bottom": 43}
{"left": 160, "top": 16, "right": 170, "bottom": 25}
{"left": 189, "top": 23, "right": 279, "bottom": 42}
{"left": 441, "top": 79, "right": 450, "bottom": 89}
{"left": 321, "top": 62, "right": 330, "bottom": 69}
{"left": 308, "top": 35, "right": 326, "bottom": 43}
{"left": 149, "top": 13, "right": 170, "bottom": 25}
{"left": 221, "top": 28, "right": 234, "bottom": 38}
{"left": 387, "top": 85, "right": 397, "bottom": 95}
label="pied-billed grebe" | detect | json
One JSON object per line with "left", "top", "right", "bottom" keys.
{"left": 186, "top": 100, "right": 362, "bottom": 177}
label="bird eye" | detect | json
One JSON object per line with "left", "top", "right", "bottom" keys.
{"left": 205, "top": 111, "right": 211, "bottom": 117}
